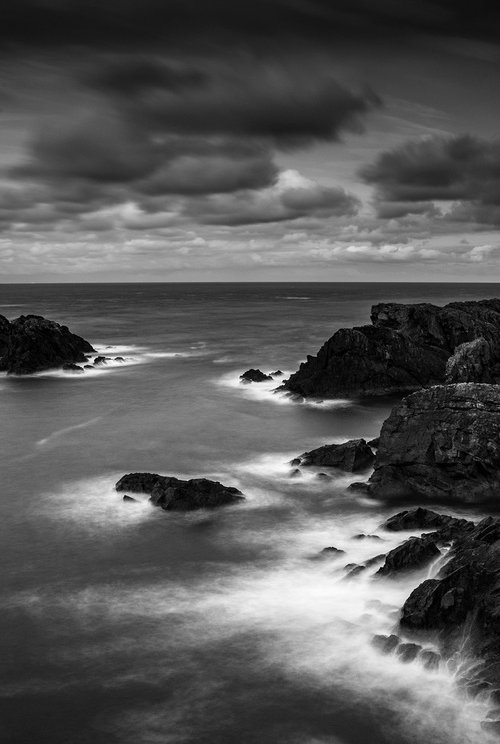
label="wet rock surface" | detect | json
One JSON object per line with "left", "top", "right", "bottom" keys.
{"left": 291, "top": 438, "right": 375, "bottom": 472}
{"left": 376, "top": 536, "right": 441, "bottom": 576}
{"left": 0, "top": 314, "right": 95, "bottom": 374}
{"left": 282, "top": 299, "right": 500, "bottom": 398}
{"left": 240, "top": 368, "right": 273, "bottom": 383}
{"left": 116, "top": 472, "right": 244, "bottom": 511}
{"left": 368, "top": 383, "right": 500, "bottom": 505}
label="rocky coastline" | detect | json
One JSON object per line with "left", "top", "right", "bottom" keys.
{"left": 222, "top": 298, "right": 500, "bottom": 731}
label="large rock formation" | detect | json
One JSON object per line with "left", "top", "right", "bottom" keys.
{"left": 291, "top": 438, "right": 374, "bottom": 472}
{"left": 0, "top": 314, "right": 95, "bottom": 374}
{"left": 397, "top": 516, "right": 500, "bottom": 724}
{"left": 282, "top": 299, "right": 500, "bottom": 398}
{"left": 368, "top": 383, "right": 500, "bottom": 505}
{"left": 116, "top": 472, "right": 244, "bottom": 511}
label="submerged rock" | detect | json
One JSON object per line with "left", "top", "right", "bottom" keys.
{"left": 122, "top": 495, "right": 138, "bottom": 503}
{"left": 371, "top": 634, "right": 400, "bottom": 653}
{"left": 62, "top": 363, "right": 84, "bottom": 373}
{"left": 397, "top": 642, "right": 422, "bottom": 663}
{"left": 376, "top": 536, "right": 440, "bottom": 576}
{"left": 368, "top": 383, "right": 500, "bottom": 505}
{"left": 320, "top": 546, "right": 345, "bottom": 556}
{"left": 240, "top": 368, "right": 272, "bottom": 383}
{"left": 116, "top": 472, "right": 244, "bottom": 511}
{"left": 292, "top": 439, "right": 374, "bottom": 472}
{"left": 0, "top": 314, "right": 95, "bottom": 375}
{"left": 282, "top": 299, "right": 500, "bottom": 398}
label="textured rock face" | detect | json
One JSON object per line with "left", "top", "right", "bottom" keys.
{"left": 116, "top": 472, "right": 244, "bottom": 511}
{"left": 445, "top": 337, "right": 494, "bottom": 383}
{"left": 368, "top": 384, "right": 500, "bottom": 504}
{"left": 291, "top": 438, "right": 374, "bottom": 472}
{"left": 399, "top": 517, "right": 500, "bottom": 692}
{"left": 376, "top": 536, "right": 441, "bottom": 576}
{"left": 283, "top": 299, "right": 500, "bottom": 398}
{"left": 240, "top": 368, "right": 272, "bottom": 383}
{"left": 0, "top": 315, "right": 95, "bottom": 374}
{"left": 381, "top": 507, "right": 473, "bottom": 534}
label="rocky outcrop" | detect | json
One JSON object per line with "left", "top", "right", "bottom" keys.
{"left": 398, "top": 516, "right": 500, "bottom": 714}
{"left": 282, "top": 299, "right": 500, "bottom": 398}
{"left": 381, "top": 507, "right": 474, "bottom": 534}
{"left": 291, "top": 438, "right": 374, "bottom": 472}
{"left": 368, "top": 384, "right": 500, "bottom": 505}
{"left": 240, "top": 368, "right": 272, "bottom": 383}
{"left": 445, "top": 337, "right": 495, "bottom": 383}
{"left": 0, "top": 314, "right": 95, "bottom": 375}
{"left": 376, "top": 536, "right": 441, "bottom": 576}
{"left": 116, "top": 472, "right": 244, "bottom": 511}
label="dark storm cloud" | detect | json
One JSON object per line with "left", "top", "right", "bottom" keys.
{"left": 0, "top": 1, "right": 499, "bottom": 50}
{"left": 362, "top": 135, "right": 500, "bottom": 223}
{"left": 81, "top": 55, "right": 379, "bottom": 147}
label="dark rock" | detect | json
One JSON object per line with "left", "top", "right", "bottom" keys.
{"left": 353, "top": 533, "right": 382, "bottom": 540}
{"left": 316, "top": 472, "right": 332, "bottom": 481}
{"left": 368, "top": 384, "right": 500, "bottom": 505}
{"left": 62, "top": 363, "right": 84, "bottom": 373}
{"left": 282, "top": 299, "right": 500, "bottom": 398}
{"left": 346, "top": 481, "right": 371, "bottom": 494}
{"left": 94, "top": 356, "right": 108, "bottom": 365}
{"left": 289, "top": 468, "right": 301, "bottom": 478}
{"left": 420, "top": 650, "right": 440, "bottom": 670}
{"left": 115, "top": 472, "right": 244, "bottom": 511}
{"left": 114, "top": 356, "right": 125, "bottom": 362}
{"left": 290, "top": 458, "right": 301, "bottom": 466}
{"left": 122, "top": 495, "right": 138, "bottom": 503}
{"left": 84, "top": 365, "right": 94, "bottom": 369}
{"left": 371, "top": 634, "right": 400, "bottom": 653}
{"left": 240, "top": 368, "right": 272, "bottom": 383}
{"left": 270, "top": 370, "right": 283, "bottom": 376}
{"left": 376, "top": 536, "right": 440, "bottom": 576}
{"left": 397, "top": 642, "right": 422, "bottom": 662}
{"left": 364, "top": 553, "right": 385, "bottom": 567}
{"left": 445, "top": 337, "right": 493, "bottom": 383}
{"left": 381, "top": 508, "right": 474, "bottom": 534}
{"left": 0, "top": 315, "right": 95, "bottom": 375}
{"left": 397, "top": 516, "right": 500, "bottom": 701}
{"left": 344, "top": 564, "right": 366, "bottom": 579}
{"left": 292, "top": 439, "right": 374, "bottom": 472}
{"left": 320, "top": 547, "right": 345, "bottom": 556}
{"left": 367, "top": 437, "right": 380, "bottom": 449}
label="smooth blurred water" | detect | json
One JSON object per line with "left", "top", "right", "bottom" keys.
{"left": 1, "top": 282, "right": 499, "bottom": 744}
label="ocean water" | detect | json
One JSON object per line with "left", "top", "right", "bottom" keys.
{"left": 1, "top": 282, "right": 499, "bottom": 744}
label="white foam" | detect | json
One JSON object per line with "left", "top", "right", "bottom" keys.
{"left": 40, "top": 474, "right": 155, "bottom": 531}
{"left": 216, "top": 370, "right": 352, "bottom": 410}
{"left": 37, "top": 416, "right": 103, "bottom": 446}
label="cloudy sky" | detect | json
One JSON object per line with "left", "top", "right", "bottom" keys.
{"left": 1, "top": 1, "right": 500, "bottom": 282}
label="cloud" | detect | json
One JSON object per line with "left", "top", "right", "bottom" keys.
{"left": 184, "top": 170, "right": 360, "bottom": 225}
{"left": 361, "top": 134, "right": 500, "bottom": 224}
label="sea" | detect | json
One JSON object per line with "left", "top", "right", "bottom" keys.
{"left": 1, "top": 282, "right": 499, "bottom": 744}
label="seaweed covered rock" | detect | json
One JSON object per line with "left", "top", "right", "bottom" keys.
{"left": 0, "top": 315, "right": 95, "bottom": 375}
{"left": 283, "top": 299, "right": 500, "bottom": 398}
{"left": 368, "top": 384, "right": 500, "bottom": 505}
{"left": 291, "top": 439, "right": 374, "bottom": 472}
{"left": 116, "top": 472, "right": 244, "bottom": 511}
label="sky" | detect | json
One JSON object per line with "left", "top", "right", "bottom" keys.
{"left": 0, "top": 1, "right": 500, "bottom": 282}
